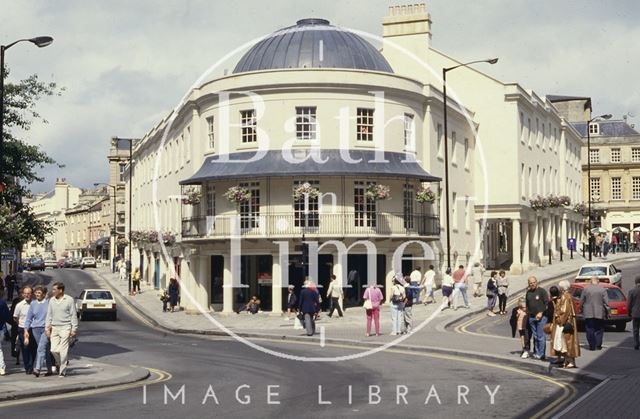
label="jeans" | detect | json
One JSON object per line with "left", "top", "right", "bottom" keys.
{"left": 390, "top": 302, "right": 404, "bottom": 334}
{"left": 328, "top": 297, "right": 343, "bottom": 317}
{"left": 585, "top": 318, "right": 605, "bottom": 350}
{"left": 0, "top": 339, "right": 5, "bottom": 371}
{"left": 632, "top": 318, "right": 639, "bottom": 348}
{"left": 31, "top": 327, "right": 52, "bottom": 372}
{"left": 498, "top": 294, "right": 507, "bottom": 313}
{"left": 487, "top": 295, "right": 497, "bottom": 311}
{"left": 303, "top": 313, "right": 315, "bottom": 336}
{"left": 528, "top": 316, "right": 548, "bottom": 358}
{"left": 366, "top": 307, "right": 380, "bottom": 335}
{"left": 453, "top": 283, "right": 469, "bottom": 308}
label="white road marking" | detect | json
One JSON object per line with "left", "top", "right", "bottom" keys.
{"left": 320, "top": 326, "right": 325, "bottom": 347}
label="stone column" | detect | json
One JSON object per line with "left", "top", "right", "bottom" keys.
{"left": 552, "top": 215, "right": 559, "bottom": 257}
{"left": 521, "top": 221, "right": 530, "bottom": 270}
{"left": 222, "top": 252, "right": 233, "bottom": 314}
{"left": 332, "top": 252, "right": 345, "bottom": 312}
{"left": 197, "top": 255, "right": 211, "bottom": 310}
{"left": 510, "top": 219, "right": 523, "bottom": 274}
{"left": 385, "top": 252, "right": 395, "bottom": 303}
{"left": 561, "top": 217, "right": 568, "bottom": 253}
{"left": 538, "top": 218, "right": 546, "bottom": 264}
{"left": 475, "top": 220, "right": 484, "bottom": 262}
{"left": 271, "top": 253, "right": 282, "bottom": 315}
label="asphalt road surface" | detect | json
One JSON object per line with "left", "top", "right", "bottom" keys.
{"left": 0, "top": 268, "right": 595, "bottom": 419}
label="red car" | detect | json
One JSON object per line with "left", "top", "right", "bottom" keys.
{"left": 568, "top": 283, "right": 631, "bottom": 331}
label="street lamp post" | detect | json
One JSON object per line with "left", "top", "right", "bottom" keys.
{"left": 94, "top": 182, "right": 117, "bottom": 265}
{"left": 116, "top": 138, "right": 136, "bottom": 294}
{"left": 586, "top": 113, "right": 612, "bottom": 261}
{"left": 0, "top": 36, "right": 53, "bottom": 192}
{"left": 442, "top": 58, "right": 498, "bottom": 270}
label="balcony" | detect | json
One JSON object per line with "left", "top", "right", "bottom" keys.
{"left": 181, "top": 212, "right": 439, "bottom": 240}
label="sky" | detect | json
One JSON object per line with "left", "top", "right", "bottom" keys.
{"left": 2, "top": 0, "right": 639, "bottom": 193}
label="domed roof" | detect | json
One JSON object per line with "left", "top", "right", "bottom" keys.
{"left": 233, "top": 18, "right": 393, "bottom": 74}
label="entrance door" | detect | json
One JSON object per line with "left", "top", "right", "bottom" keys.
{"left": 154, "top": 255, "right": 160, "bottom": 289}
{"left": 210, "top": 255, "right": 224, "bottom": 309}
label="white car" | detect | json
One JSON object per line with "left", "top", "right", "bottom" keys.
{"left": 575, "top": 262, "right": 622, "bottom": 287}
{"left": 80, "top": 257, "right": 97, "bottom": 269}
{"left": 44, "top": 257, "right": 58, "bottom": 269}
{"left": 76, "top": 289, "right": 117, "bottom": 320}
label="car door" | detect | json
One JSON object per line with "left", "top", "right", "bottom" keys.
{"left": 610, "top": 265, "right": 621, "bottom": 285}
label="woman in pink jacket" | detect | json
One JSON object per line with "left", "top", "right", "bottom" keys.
{"left": 363, "top": 284, "right": 384, "bottom": 337}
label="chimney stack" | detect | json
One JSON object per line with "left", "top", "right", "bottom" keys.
{"left": 383, "top": 3, "right": 432, "bottom": 46}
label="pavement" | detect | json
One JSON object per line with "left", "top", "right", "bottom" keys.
{"left": 0, "top": 346, "right": 149, "bottom": 402}
{"left": 94, "top": 251, "right": 640, "bottom": 417}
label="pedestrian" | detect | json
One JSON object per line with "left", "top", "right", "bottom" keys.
{"left": 486, "top": 271, "right": 498, "bottom": 316}
{"left": 160, "top": 289, "right": 169, "bottom": 312}
{"left": 611, "top": 234, "right": 618, "bottom": 254}
{"left": 403, "top": 277, "right": 414, "bottom": 334}
{"left": 168, "top": 278, "right": 179, "bottom": 312}
{"left": 525, "top": 276, "right": 549, "bottom": 360}
{"left": 452, "top": 265, "right": 470, "bottom": 310}
{"left": 510, "top": 298, "right": 530, "bottom": 358}
{"left": 550, "top": 280, "right": 580, "bottom": 368}
{"left": 627, "top": 276, "right": 640, "bottom": 350}
{"left": 119, "top": 259, "right": 127, "bottom": 282}
{"left": 471, "top": 262, "right": 485, "bottom": 297}
{"left": 13, "top": 287, "right": 35, "bottom": 374}
{"left": 6, "top": 273, "right": 15, "bottom": 301}
{"left": 326, "top": 275, "right": 344, "bottom": 318}
{"left": 440, "top": 268, "right": 454, "bottom": 310}
{"left": 9, "top": 295, "right": 21, "bottom": 365}
{"left": 579, "top": 276, "right": 609, "bottom": 351}
{"left": 132, "top": 267, "right": 142, "bottom": 295}
{"left": 545, "top": 286, "right": 560, "bottom": 363}
{"left": 409, "top": 266, "right": 421, "bottom": 304}
{"left": 299, "top": 280, "right": 320, "bottom": 336}
{"left": 363, "top": 284, "right": 383, "bottom": 337}
{"left": 286, "top": 285, "right": 298, "bottom": 320}
{"left": 497, "top": 270, "right": 509, "bottom": 315}
{"left": 23, "top": 285, "right": 52, "bottom": 377}
{"left": 421, "top": 265, "right": 436, "bottom": 304}
{"left": 0, "top": 289, "right": 11, "bottom": 376}
{"left": 45, "top": 282, "right": 78, "bottom": 377}
{"left": 390, "top": 274, "right": 406, "bottom": 335}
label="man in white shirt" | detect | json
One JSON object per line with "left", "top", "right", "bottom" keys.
{"left": 409, "top": 267, "right": 422, "bottom": 304}
{"left": 326, "top": 275, "right": 344, "bottom": 318}
{"left": 421, "top": 265, "right": 436, "bottom": 304}
{"left": 13, "top": 287, "right": 34, "bottom": 374}
{"left": 471, "top": 262, "right": 485, "bottom": 297}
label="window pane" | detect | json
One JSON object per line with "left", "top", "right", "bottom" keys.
{"left": 356, "top": 108, "right": 374, "bottom": 141}
{"left": 296, "top": 107, "right": 317, "bottom": 140}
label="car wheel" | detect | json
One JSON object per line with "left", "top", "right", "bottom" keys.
{"left": 615, "top": 321, "right": 626, "bottom": 332}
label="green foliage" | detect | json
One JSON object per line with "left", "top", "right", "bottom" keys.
{"left": 1, "top": 65, "right": 64, "bottom": 248}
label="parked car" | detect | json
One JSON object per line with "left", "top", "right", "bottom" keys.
{"left": 574, "top": 262, "right": 622, "bottom": 287}
{"left": 75, "top": 289, "right": 117, "bottom": 320}
{"left": 44, "top": 257, "right": 58, "bottom": 269}
{"left": 81, "top": 257, "right": 97, "bottom": 269}
{"left": 69, "top": 257, "right": 81, "bottom": 268}
{"left": 568, "top": 282, "right": 631, "bottom": 331}
{"left": 28, "top": 257, "right": 45, "bottom": 271}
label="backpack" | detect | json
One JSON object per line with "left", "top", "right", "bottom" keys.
{"left": 391, "top": 285, "right": 403, "bottom": 303}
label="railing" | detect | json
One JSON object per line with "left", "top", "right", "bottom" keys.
{"left": 182, "top": 212, "right": 439, "bottom": 239}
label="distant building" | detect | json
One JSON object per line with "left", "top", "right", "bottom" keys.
{"left": 22, "top": 178, "right": 81, "bottom": 259}
{"left": 65, "top": 190, "right": 109, "bottom": 259}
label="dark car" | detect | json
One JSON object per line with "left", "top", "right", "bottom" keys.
{"left": 569, "top": 283, "right": 631, "bottom": 331}
{"left": 28, "top": 257, "right": 45, "bottom": 271}
{"left": 69, "top": 257, "right": 81, "bottom": 268}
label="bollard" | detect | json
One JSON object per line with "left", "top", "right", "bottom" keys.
{"left": 571, "top": 248, "right": 574, "bottom": 259}
{"left": 560, "top": 247, "right": 563, "bottom": 262}
{"left": 549, "top": 249, "right": 552, "bottom": 265}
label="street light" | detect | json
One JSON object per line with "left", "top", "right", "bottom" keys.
{"left": 587, "top": 113, "right": 612, "bottom": 261}
{"left": 94, "top": 182, "right": 117, "bottom": 264}
{"left": 442, "top": 58, "right": 498, "bottom": 270}
{"left": 0, "top": 36, "right": 53, "bottom": 193}
{"left": 115, "top": 137, "right": 136, "bottom": 294}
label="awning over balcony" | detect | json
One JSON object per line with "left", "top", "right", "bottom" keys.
{"left": 180, "top": 149, "right": 440, "bottom": 185}
{"left": 89, "top": 236, "right": 110, "bottom": 250}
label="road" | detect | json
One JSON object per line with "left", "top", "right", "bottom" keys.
{"left": 457, "top": 257, "right": 640, "bottom": 376}
{"left": 0, "top": 268, "right": 596, "bottom": 418}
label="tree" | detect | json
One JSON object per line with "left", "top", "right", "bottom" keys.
{"left": 1, "top": 66, "right": 64, "bottom": 249}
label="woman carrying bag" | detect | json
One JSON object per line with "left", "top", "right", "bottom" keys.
{"left": 550, "top": 280, "right": 580, "bottom": 368}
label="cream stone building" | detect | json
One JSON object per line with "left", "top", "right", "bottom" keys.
{"left": 381, "top": 4, "right": 584, "bottom": 273}
{"left": 22, "top": 178, "right": 81, "bottom": 258}
{"left": 65, "top": 191, "right": 108, "bottom": 258}
{"left": 124, "top": 4, "right": 585, "bottom": 313}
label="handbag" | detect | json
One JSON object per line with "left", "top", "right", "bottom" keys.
{"left": 486, "top": 289, "right": 496, "bottom": 298}
{"left": 543, "top": 322, "right": 553, "bottom": 335}
{"left": 363, "top": 299, "right": 373, "bottom": 310}
{"left": 563, "top": 321, "right": 574, "bottom": 334}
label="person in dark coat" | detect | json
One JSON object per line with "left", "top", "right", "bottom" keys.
{"left": 299, "top": 280, "right": 320, "bottom": 336}
{"left": 627, "top": 276, "right": 640, "bottom": 350}
{"left": 286, "top": 285, "right": 298, "bottom": 320}
{"left": 168, "top": 278, "right": 179, "bottom": 313}
{"left": 579, "top": 277, "right": 609, "bottom": 351}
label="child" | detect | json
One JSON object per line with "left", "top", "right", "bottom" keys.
{"left": 510, "top": 298, "right": 530, "bottom": 358}
{"left": 160, "top": 289, "right": 169, "bottom": 312}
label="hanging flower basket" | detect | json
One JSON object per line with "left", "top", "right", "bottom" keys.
{"left": 366, "top": 184, "right": 391, "bottom": 201}
{"left": 162, "top": 232, "right": 176, "bottom": 246}
{"left": 573, "top": 203, "right": 589, "bottom": 217}
{"left": 293, "top": 182, "right": 319, "bottom": 201}
{"left": 559, "top": 195, "right": 571, "bottom": 207}
{"left": 146, "top": 230, "right": 159, "bottom": 243}
{"left": 416, "top": 187, "right": 436, "bottom": 203}
{"left": 116, "top": 237, "right": 129, "bottom": 247}
{"left": 547, "top": 195, "right": 562, "bottom": 208}
{"left": 182, "top": 187, "right": 202, "bottom": 205}
{"left": 529, "top": 195, "right": 549, "bottom": 211}
{"left": 224, "top": 186, "right": 251, "bottom": 204}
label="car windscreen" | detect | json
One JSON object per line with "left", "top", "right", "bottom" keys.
{"left": 570, "top": 288, "right": 583, "bottom": 298}
{"left": 606, "top": 288, "right": 625, "bottom": 302}
{"left": 85, "top": 291, "right": 113, "bottom": 300}
{"left": 578, "top": 266, "right": 607, "bottom": 276}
